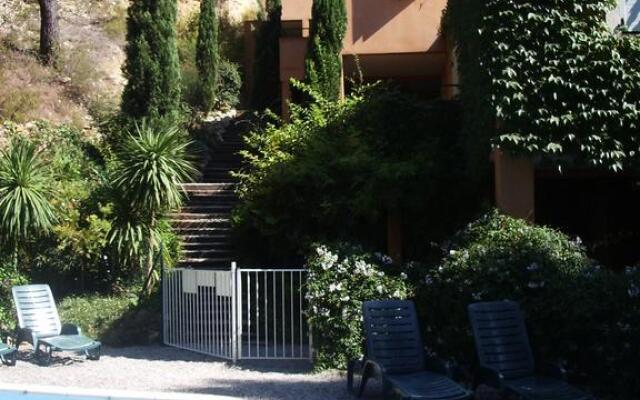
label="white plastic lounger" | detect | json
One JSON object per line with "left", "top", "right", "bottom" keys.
{"left": 12, "top": 284, "right": 101, "bottom": 365}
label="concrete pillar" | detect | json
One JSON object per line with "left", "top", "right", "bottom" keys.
{"left": 492, "top": 149, "right": 535, "bottom": 221}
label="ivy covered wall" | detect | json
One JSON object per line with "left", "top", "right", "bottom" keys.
{"left": 445, "top": 0, "right": 640, "bottom": 172}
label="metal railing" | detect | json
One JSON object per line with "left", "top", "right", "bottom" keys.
{"left": 163, "top": 264, "right": 311, "bottom": 361}
{"left": 237, "top": 269, "right": 311, "bottom": 360}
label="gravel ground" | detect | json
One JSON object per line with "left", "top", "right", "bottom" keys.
{"left": 0, "top": 345, "right": 381, "bottom": 400}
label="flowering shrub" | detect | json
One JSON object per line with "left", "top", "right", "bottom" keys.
{"left": 416, "top": 210, "right": 640, "bottom": 398}
{"left": 306, "top": 243, "right": 410, "bottom": 370}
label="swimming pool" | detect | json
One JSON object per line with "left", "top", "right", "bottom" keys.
{"left": 0, "top": 384, "right": 237, "bottom": 400}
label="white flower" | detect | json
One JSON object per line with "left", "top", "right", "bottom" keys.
{"left": 424, "top": 275, "right": 433, "bottom": 285}
{"left": 392, "top": 290, "right": 401, "bottom": 298}
{"left": 400, "top": 272, "right": 408, "bottom": 280}
{"left": 472, "top": 291, "right": 484, "bottom": 301}
{"left": 527, "top": 282, "right": 539, "bottom": 289}
{"left": 449, "top": 250, "right": 457, "bottom": 256}
{"left": 329, "top": 282, "right": 343, "bottom": 292}
{"left": 340, "top": 295, "right": 350, "bottom": 302}
{"left": 376, "top": 285, "right": 384, "bottom": 294}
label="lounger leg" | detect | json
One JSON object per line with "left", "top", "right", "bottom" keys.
{"left": 36, "top": 344, "right": 52, "bottom": 366}
{"left": 85, "top": 345, "right": 101, "bottom": 361}
{"left": 7, "top": 350, "right": 17, "bottom": 366}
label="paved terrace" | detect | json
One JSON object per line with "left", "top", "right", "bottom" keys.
{"left": 0, "top": 345, "right": 385, "bottom": 400}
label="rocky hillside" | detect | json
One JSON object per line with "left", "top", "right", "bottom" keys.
{"left": 0, "top": 0, "right": 259, "bottom": 130}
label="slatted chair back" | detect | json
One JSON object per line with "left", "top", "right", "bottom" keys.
{"left": 12, "top": 285, "right": 62, "bottom": 340}
{"left": 362, "top": 300, "right": 425, "bottom": 374}
{"left": 468, "top": 301, "right": 535, "bottom": 379}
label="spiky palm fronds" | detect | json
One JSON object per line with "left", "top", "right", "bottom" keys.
{"left": 0, "top": 139, "right": 56, "bottom": 244}
{"left": 111, "top": 121, "right": 198, "bottom": 214}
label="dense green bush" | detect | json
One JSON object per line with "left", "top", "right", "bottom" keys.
{"left": 415, "top": 211, "right": 640, "bottom": 398}
{"left": 108, "top": 119, "right": 197, "bottom": 294}
{"left": 444, "top": 0, "right": 640, "bottom": 171}
{"left": 216, "top": 59, "right": 241, "bottom": 110}
{"left": 179, "top": 10, "right": 243, "bottom": 111}
{"left": 121, "top": 0, "right": 182, "bottom": 119}
{"left": 0, "top": 122, "right": 115, "bottom": 294}
{"left": 306, "top": 243, "right": 410, "bottom": 370}
{"left": 58, "top": 291, "right": 162, "bottom": 346}
{"left": 196, "top": 0, "right": 220, "bottom": 111}
{"left": 252, "top": 0, "right": 281, "bottom": 111}
{"left": 58, "top": 294, "right": 135, "bottom": 340}
{"left": 305, "top": 0, "right": 347, "bottom": 99}
{"left": 235, "top": 83, "right": 479, "bottom": 262}
{"left": 0, "top": 263, "right": 26, "bottom": 332}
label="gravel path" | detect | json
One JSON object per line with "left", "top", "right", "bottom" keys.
{"left": 0, "top": 345, "right": 381, "bottom": 400}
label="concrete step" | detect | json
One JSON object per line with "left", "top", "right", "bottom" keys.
{"left": 182, "top": 183, "right": 237, "bottom": 191}
{"left": 180, "top": 204, "right": 235, "bottom": 212}
{"left": 170, "top": 219, "right": 231, "bottom": 228}
{"left": 184, "top": 191, "right": 238, "bottom": 198}
{"left": 174, "top": 226, "right": 233, "bottom": 234}
{"left": 170, "top": 212, "right": 229, "bottom": 219}
{"left": 180, "top": 234, "right": 231, "bottom": 243}
{"left": 183, "top": 249, "right": 233, "bottom": 257}
{"left": 178, "top": 258, "right": 234, "bottom": 268}
{"left": 182, "top": 241, "right": 233, "bottom": 250}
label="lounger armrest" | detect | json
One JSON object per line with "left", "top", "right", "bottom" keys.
{"left": 425, "top": 355, "right": 460, "bottom": 379}
{"left": 477, "top": 366, "right": 505, "bottom": 389}
{"left": 539, "top": 361, "right": 567, "bottom": 381}
{"left": 61, "top": 324, "right": 82, "bottom": 336}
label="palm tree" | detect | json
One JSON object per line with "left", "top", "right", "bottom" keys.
{"left": 109, "top": 120, "right": 198, "bottom": 294}
{"left": 0, "top": 139, "right": 56, "bottom": 270}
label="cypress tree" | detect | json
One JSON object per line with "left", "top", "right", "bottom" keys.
{"left": 252, "top": 0, "right": 282, "bottom": 111}
{"left": 196, "top": 0, "right": 219, "bottom": 111}
{"left": 121, "top": 0, "right": 182, "bottom": 120}
{"left": 304, "top": 0, "right": 347, "bottom": 100}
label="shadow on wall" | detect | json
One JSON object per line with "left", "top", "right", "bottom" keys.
{"left": 351, "top": 0, "right": 413, "bottom": 42}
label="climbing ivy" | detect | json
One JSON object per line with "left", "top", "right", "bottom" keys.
{"left": 445, "top": 0, "right": 640, "bottom": 171}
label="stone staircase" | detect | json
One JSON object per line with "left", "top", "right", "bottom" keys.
{"left": 171, "top": 121, "right": 246, "bottom": 269}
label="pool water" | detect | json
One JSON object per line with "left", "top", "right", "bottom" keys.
{"left": 1, "top": 391, "right": 105, "bottom": 400}
{"left": 0, "top": 385, "right": 235, "bottom": 400}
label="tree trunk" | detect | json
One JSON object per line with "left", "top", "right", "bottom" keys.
{"left": 38, "top": 0, "right": 60, "bottom": 65}
{"left": 141, "top": 214, "right": 157, "bottom": 297}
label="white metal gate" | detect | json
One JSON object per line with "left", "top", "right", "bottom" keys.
{"left": 162, "top": 263, "right": 311, "bottom": 361}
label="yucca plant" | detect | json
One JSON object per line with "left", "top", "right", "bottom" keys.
{"left": 109, "top": 120, "right": 198, "bottom": 294}
{"left": 0, "top": 139, "right": 56, "bottom": 270}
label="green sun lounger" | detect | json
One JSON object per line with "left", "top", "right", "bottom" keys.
{"left": 12, "top": 284, "right": 101, "bottom": 366}
{"left": 348, "top": 300, "right": 472, "bottom": 400}
{"left": 468, "top": 301, "right": 592, "bottom": 400}
{"left": 0, "top": 339, "right": 16, "bottom": 366}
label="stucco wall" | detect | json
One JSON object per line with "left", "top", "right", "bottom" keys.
{"left": 281, "top": 0, "right": 447, "bottom": 54}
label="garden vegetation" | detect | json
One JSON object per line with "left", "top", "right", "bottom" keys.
{"left": 445, "top": 0, "right": 640, "bottom": 172}
{"left": 304, "top": 0, "right": 347, "bottom": 100}
{"left": 235, "top": 83, "right": 480, "bottom": 263}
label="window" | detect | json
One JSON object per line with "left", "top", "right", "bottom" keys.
{"left": 621, "top": 0, "right": 640, "bottom": 32}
